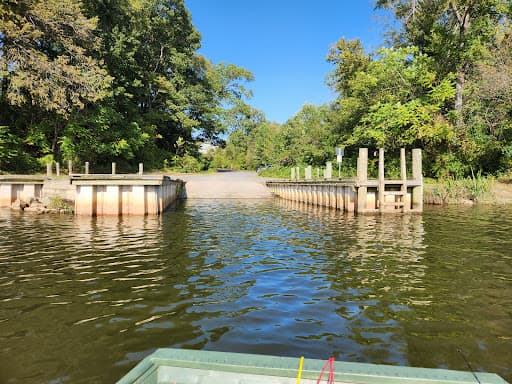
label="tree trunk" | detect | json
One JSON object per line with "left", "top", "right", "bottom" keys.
{"left": 455, "top": 71, "right": 464, "bottom": 112}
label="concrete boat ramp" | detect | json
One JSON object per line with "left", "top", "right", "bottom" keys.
{"left": 178, "top": 171, "right": 272, "bottom": 199}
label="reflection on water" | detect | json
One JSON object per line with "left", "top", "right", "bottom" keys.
{"left": 0, "top": 201, "right": 511, "bottom": 383}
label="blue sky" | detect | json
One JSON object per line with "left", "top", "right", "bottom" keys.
{"left": 185, "top": 1, "right": 389, "bottom": 124}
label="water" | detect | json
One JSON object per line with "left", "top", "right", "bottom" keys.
{"left": 0, "top": 200, "right": 511, "bottom": 383}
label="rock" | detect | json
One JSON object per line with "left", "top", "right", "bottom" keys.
{"left": 23, "top": 206, "right": 42, "bottom": 213}
{"left": 27, "top": 196, "right": 37, "bottom": 205}
{"left": 30, "top": 200, "right": 45, "bottom": 209}
{"left": 11, "top": 199, "right": 28, "bottom": 211}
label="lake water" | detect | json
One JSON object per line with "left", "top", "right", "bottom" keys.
{"left": 0, "top": 200, "right": 511, "bottom": 383}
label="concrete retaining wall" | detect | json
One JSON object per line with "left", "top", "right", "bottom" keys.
{"left": 71, "top": 175, "right": 183, "bottom": 216}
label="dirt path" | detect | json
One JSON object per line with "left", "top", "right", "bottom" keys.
{"left": 175, "top": 171, "right": 273, "bottom": 199}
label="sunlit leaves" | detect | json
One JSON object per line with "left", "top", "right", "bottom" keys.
{"left": 0, "top": 0, "right": 111, "bottom": 116}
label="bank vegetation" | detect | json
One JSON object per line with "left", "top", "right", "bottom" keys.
{"left": 1, "top": 1, "right": 512, "bottom": 191}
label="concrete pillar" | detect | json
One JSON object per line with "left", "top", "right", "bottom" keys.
{"left": 159, "top": 184, "right": 165, "bottom": 213}
{"left": 46, "top": 163, "right": 52, "bottom": 177}
{"left": 401, "top": 148, "right": 409, "bottom": 211}
{"left": 139, "top": 163, "right": 144, "bottom": 175}
{"left": 75, "top": 185, "right": 95, "bottom": 215}
{"left": 0, "top": 184, "right": 13, "bottom": 207}
{"left": 345, "top": 187, "right": 355, "bottom": 212}
{"left": 85, "top": 162, "right": 89, "bottom": 175}
{"left": 357, "top": 148, "right": 368, "bottom": 214}
{"left": 305, "top": 166, "right": 312, "bottom": 180}
{"left": 412, "top": 148, "right": 423, "bottom": 211}
{"left": 296, "top": 167, "right": 300, "bottom": 180}
{"left": 378, "top": 148, "right": 385, "bottom": 212}
{"left": 291, "top": 168, "right": 295, "bottom": 180}
{"left": 20, "top": 184, "right": 36, "bottom": 201}
{"left": 56, "top": 162, "right": 60, "bottom": 176}
{"left": 325, "top": 162, "right": 332, "bottom": 179}
{"left": 328, "top": 185, "right": 335, "bottom": 208}
{"left": 312, "top": 185, "right": 318, "bottom": 206}
{"left": 146, "top": 186, "right": 159, "bottom": 215}
{"left": 102, "top": 185, "right": 120, "bottom": 216}
{"left": 131, "top": 185, "right": 146, "bottom": 215}
{"left": 357, "top": 148, "right": 368, "bottom": 183}
{"left": 112, "top": 162, "right": 116, "bottom": 175}
{"left": 367, "top": 190, "right": 377, "bottom": 210}
{"left": 336, "top": 185, "right": 346, "bottom": 212}
{"left": 68, "top": 160, "right": 73, "bottom": 175}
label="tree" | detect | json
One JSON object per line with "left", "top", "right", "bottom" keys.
{"left": 0, "top": 0, "right": 111, "bottom": 159}
{"left": 327, "top": 39, "right": 457, "bottom": 176}
{"left": 376, "top": 0, "right": 509, "bottom": 116}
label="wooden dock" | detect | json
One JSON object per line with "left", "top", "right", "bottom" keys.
{"left": 266, "top": 148, "right": 423, "bottom": 214}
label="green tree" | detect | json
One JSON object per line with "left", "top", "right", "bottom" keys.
{"left": 327, "top": 40, "right": 457, "bottom": 176}
{"left": 0, "top": 0, "right": 111, "bottom": 169}
{"left": 376, "top": 0, "right": 509, "bottom": 114}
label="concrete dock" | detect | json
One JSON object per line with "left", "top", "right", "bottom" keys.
{"left": 267, "top": 148, "right": 423, "bottom": 214}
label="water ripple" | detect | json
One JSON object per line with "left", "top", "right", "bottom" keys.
{"left": 0, "top": 203, "right": 511, "bottom": 383}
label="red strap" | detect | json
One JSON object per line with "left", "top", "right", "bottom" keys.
{"left": 316, "top": 357, "right": 335, "bottom": 384}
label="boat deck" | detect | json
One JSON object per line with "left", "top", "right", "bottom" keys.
{"left": 117, "top": 348, "right": 508, "bottom": 384}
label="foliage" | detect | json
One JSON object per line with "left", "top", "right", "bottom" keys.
{"left": 0, "top": 0, "right": 256, "bottom": 173}
{"left": 47, "top": 196, "right": 74, "bottom": 213}
{"left": 0, "top": 126, "right": 19, "bottom": 170}
{"left": 1, "top": 0, "right": 511, "bottom": 180}
{"left": 427, "top": 172, "right": 491, "bottom": 204}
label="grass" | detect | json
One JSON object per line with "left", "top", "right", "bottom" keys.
{"left": 425, "top": 172, "right": 492, "bottom": 204}
{"left": 47, "top": 196, "right": 74, "bottom": 213}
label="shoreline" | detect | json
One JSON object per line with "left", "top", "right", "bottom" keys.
{"left": 424, "top": 180, "right": 512, "bottom": 205}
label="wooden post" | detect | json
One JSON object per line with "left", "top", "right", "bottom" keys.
{"left": 357, "top": 148, "right": 368, "bottom": 213}
{"left": 400, "top": 148, "right": 408, "bottom": 212}
{"left": 68, "top": 160, "right": 73, "bottom": 175}
{"left": 56, "top": 162, "right": 60, "bottom": 176}
{"left": 112, "top": 162, "right": 116, "bottom": 175}
{"left": 378, "top": 148, "right": 385, "bottom": 212}
{"left": 46, "top": 163, "right": 52, "bottom": 177}
{"left": 85, "top": 162, "right": 89, "bottom": 175}
{"left": 412, "top": 148, "right": 423, "bottom": 211}
{"left": 139, "top": 163, "right": 143, "bottom": 175}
